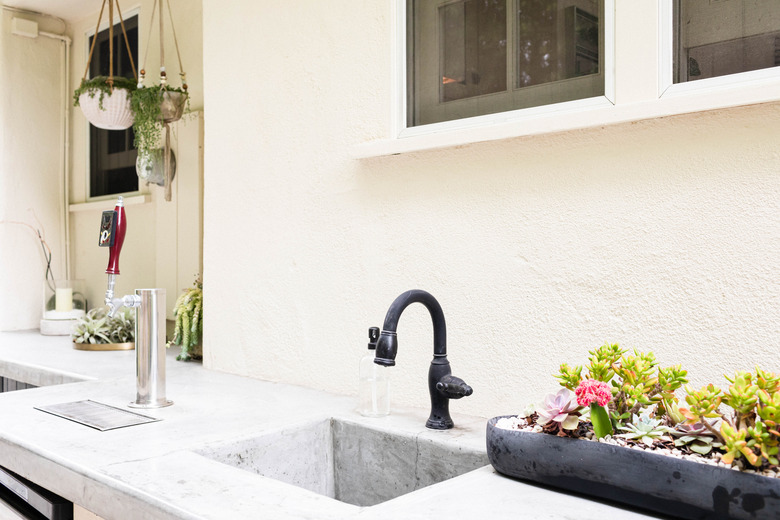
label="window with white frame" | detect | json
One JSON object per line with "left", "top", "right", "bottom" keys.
{"left": 407, "top": 0, "right": 605, "bottom": 127}
{"left": 673, "top": 0, "right": 780, "bottom": 84}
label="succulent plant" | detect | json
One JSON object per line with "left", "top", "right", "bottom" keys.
{"left": 576, "top": 379, "right": 614, "bottom": 438}
{"left": 618, "top": 411, "right": 673, "bottom": 447}
{"left": 656, "top": 365, "right": 689, "bottom": 421}
{"left": 747, "top": 421, "right": 779, "bottom": 466}
{"left": 757, "top": 389, "right": 780, "bottom": 436}
{"left": 755, "top": 367, "right": 780, "bottom": 394}
{"left": 536, "top": 388, "right": 582, "bottom": 432}
{"left": 720, "top": 422, "right": 759, "bottom": 466}
{"left": 587, "top": 343, "right": 625, "bottom": 382}
{"left": 556, "top": 363, "right": 583, "bottom": 391}
{"left": 723, "top": 371, "right": 759, "bottom": 430}
{"left": 680, "top": 384, "right": 723, "bottom": 429}
{"left": 671, "top": 423, "right": 723, "bottom": 455}
{"left": 169, "top": 276, "right": 203, "bottom": 361}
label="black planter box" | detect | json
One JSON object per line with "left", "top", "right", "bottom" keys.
{"left": 486, "top": 416, "right": 780, "bottom": 519}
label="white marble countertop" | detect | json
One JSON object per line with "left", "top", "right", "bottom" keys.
{"left": 0, "top": 330, "right": 662, "bottom": 519}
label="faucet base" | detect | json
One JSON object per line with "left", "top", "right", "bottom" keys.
{"left": 425, "top": 416, "right": 455, "bottom": 430}
{"left": 128, "top": 399, "right": 174, "bottom": 409}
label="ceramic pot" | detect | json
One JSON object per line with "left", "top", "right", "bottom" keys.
{"left": 486, "top": 416, "right": 780, "bottom": 519}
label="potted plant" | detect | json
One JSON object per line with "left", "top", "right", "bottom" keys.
{"left": 487, "top": 344, "right": 780, "bottom": 519}
{"left": 130, "top": 84, "right": 188, "bottom": 161}
{"left": 168, "top": 276, "right": 202, "bottom": 361}
{"left": 73, "top": 76, "right": 136, "bottom": 130}
{"left": 71, "top": 307, "right": 135, "bottom": 351}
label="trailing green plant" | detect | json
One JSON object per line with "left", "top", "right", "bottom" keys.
{"left": 73, "top": 76, "right": 137, "bottom": 110}
{"left": 130, "top": 84, "right": 189, "bottom": 160}
{"left": 72, "top": 307, "right": 135, "bottom": 344}
{"left": 169, "top": 276, "right": 203, "bottom": 361}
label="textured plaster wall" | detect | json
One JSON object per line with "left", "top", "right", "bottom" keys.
{"left": 202, "top": 1, "right": 780, "bottom": 417}
{"left": 0, "top": 11, "right": 68, "bottom": 330}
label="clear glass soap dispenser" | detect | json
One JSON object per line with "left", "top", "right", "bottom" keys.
{"left": 359, "top": 327, "right": 390, "bottom": 417}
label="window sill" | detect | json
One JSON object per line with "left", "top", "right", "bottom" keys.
{"left": 69, "top": 194, "right": 151, "bottom": 213}
{"left": 352, "top": 75, "right": 780, "bottom": 158}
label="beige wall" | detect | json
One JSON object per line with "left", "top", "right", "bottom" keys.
{"left": 201, "top": 1, "right": 780, "bottom": 417}
{"left": 0, "top": 10, "right": 68, "bottom": 330}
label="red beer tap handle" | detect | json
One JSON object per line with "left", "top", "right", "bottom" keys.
{"left": 105, "top": 202, "right": 126, "bottom": 275}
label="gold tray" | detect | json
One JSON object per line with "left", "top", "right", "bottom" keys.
{"left": 72, "top": 342, "right": 134, "bottom": 351}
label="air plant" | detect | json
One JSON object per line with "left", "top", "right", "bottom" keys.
{"left": 618, "top": 411, "right": 673, "bottom": 447}
{"left": 535, "top": 388, "right": 582, "bottom": 434}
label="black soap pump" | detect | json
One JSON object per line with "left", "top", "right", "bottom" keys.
{"left": 359, "top": 327, "right": 390, "bottom": 417}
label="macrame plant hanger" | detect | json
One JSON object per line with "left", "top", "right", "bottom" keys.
{"left": 80, "top": 0, "right": 138, "bottom": 130}
{"left": 138, "top": 0, "right": 188, "bottom": 202}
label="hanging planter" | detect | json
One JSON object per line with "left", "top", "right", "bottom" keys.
{"left": 74, "top": 0, "right": 138, "bottom": 130}
{"left": 74, "top": 76, "right": 136, "bottom": 130}
{"left": 132, "top": 0, "right": 190, "bottom": 201}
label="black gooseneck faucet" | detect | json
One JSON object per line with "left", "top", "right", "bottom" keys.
{"left": 373, "top": 290, "right": 473, "bottom": 429}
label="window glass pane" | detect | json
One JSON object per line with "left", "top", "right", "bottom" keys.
{"left": 408, "top": 0, "right": 604, "bottom": 127}
{"left": 89, "top": 17, "right": 139, "bottom": 198}
{"left": 516, "top": 1, "right": 599, "bottom": 88}
{"left": 440, "top": 0, "right": 507, "bottom": 102}
{"left": 674, "top": 0, "right": 780, "bottom": 83}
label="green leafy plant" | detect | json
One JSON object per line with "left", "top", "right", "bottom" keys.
{"left": 73, "top": 76, "right": 137, "bottom": 110}
{"left": 130, "top": 85, "right": 188, "bottom": 160}
{"left": 169, "top": 276, "right": 203, "bottom": 361}
{"left": 72, "top": 308, "right": 135, "bottom": 344}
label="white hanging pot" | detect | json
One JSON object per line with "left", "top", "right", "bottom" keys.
{"left": 79, "top": 87, "right": 134, "bottom": 130}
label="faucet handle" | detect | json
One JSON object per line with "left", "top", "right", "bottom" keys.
{"left": 367, "top": 327, "right": 380, "bottom": 349}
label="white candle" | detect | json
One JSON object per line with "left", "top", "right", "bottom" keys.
{"left": 55, "top": 288, "right": 73, "bottom": 312}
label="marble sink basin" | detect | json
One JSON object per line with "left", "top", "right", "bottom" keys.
{"left": 193, "top": 417, "right": 489, "bottom": 507}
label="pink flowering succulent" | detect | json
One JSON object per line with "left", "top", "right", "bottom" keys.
{"left": 575, "top": 379, "right": 612, "bottom": 407}
{"left": 576, "top": 378, "right": 614, "bottom": 438}
{"left": 536, "top": 388, "right": 581, "bottom": 431}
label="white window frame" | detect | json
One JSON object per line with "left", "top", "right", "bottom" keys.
{"left": 392, "top": 0, "right": 616, "bottom": 138}
{"left": 657, "top": 0, "right": 780, "bottom": 99}
{"left": 353, "top": 0, "right": 780, "bottom": 158}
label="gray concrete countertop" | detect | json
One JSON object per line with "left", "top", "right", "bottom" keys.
{"left": 0, "top": 330, "right": 661, "bottom": 519}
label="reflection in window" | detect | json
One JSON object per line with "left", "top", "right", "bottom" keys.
{"left": 408, "top": 0, "right": 604, "bottom": 127}
{"left": 440, "top": 1, "right": 507, "bottom": 102}
{"left": 674, "top": 0, "right": 780, "bottom": 83}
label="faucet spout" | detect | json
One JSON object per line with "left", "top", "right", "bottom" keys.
{"left": 373, "top": 289, "right": 472, "bottom": 430}
{"left": 375, "top": 290, "right": 447, "bottom": 365}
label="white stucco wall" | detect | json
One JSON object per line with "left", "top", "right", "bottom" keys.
{"left": 204, "top": 1, "right": 780, "bottom": 418}
{"left": 0, "top": 11, "right": 68, "bottom": 331}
